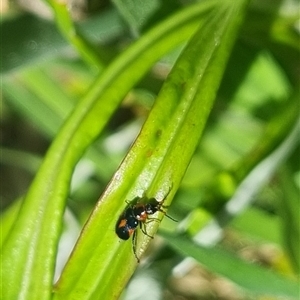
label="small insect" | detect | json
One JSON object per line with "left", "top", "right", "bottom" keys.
{"left": 115, "top": 190, "right": 176, "bottom": 262}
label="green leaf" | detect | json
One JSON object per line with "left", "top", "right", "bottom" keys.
{"left": 53, "top": 1, "right": 249, "bottom": 299}
{"left": 45, "top": 0, "right": 104, "bottom": 70}
{"left": 161, "top": 231, "right": 300, "bottom": 299}
{"left": 230, "top": 207, "right": 282, "bottom": 245}
{"left": 1, "top": 2, "right": 216, "bottom": 299}
{"left": 2, "top": 74, "right": 65, "bottom": 136}
{"left": 0, "top": 199, "right": 23, "bottom": 248}
{"left": 3, "top": 67, "right": 75, "bottom": 137}
{"left": 278, "top": 166, "right": 300, "bottom": 274}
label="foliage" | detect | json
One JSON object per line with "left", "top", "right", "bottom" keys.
{"left": 1, "top": 0, "right": 299, "bottom": 299}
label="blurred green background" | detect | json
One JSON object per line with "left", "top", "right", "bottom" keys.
{"left": 1, "top": 0, "right": 299, "bottom": 299}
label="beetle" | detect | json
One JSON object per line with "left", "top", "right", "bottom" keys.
{"left": 115, "top": 192, "right": 176, "bottom": 262}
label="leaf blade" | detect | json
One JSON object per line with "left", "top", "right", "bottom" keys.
{"left": 161, "top": 231, "right": 300, "bottom": 299}
{"left": 1, "top": 3, "right": 214, "bottom": 299}
{"left": 53, "top": 1, "right": 250, "bottom": 299}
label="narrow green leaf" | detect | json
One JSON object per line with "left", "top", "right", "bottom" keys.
{"left": 45, "top": 0, "right": 104, "bottom": 70}
{"left": 161, "top": 231, "right": 300, "bottom": 299}
{"left": 18, "top": 67, "right": 74, "bottom": 118}
{"left": 0, "top": 199, "right": 23, "bottom": 248}
{"left": 53, "top": 1, "right": 249, "bottom": 299}
{"left": 1, "top": 3, "right": 214, "bottom": 299}
{"left": 2, "top": 76, "right": 63, "bottom": 136}
{"left": 279, "top": 166, "right": 300, "bottom": 274}
{"left": 232, "top": 92, "right": 300, "bottom": 183}
{"left": 230, "top": 207, "right": 282, "bottom": 245}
